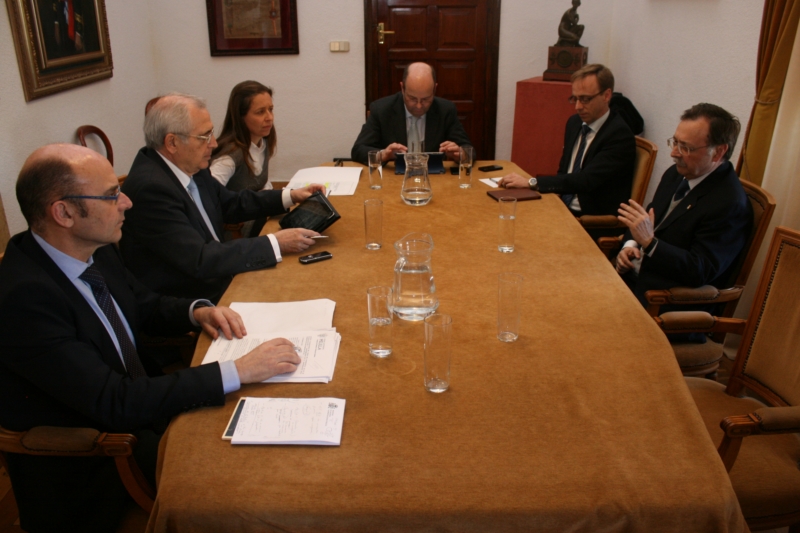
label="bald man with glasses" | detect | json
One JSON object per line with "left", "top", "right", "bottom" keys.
{"left": 499, "top": 64, "right": 636, "bottom": 239}
{"left": 120, "top": 93, "right": 325, "bottom": 303}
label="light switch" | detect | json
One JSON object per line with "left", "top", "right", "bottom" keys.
{"left": 330, "top": 41, "right": 350, "bottom": 52}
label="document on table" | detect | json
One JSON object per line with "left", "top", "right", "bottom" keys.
{"left": 230, "top": 299, "right": 336, "bottom": 335}
{"left": 202, "top": 330, "right": 341, "bottom": 383}
{"left": 286, "top": 167, "right": 362, "bottom": 196}
{"left": 480, "top": 177, "right": 500, "bottom": 188}
{"left": 223, "top": 397, "right": 346, "bottom": 445}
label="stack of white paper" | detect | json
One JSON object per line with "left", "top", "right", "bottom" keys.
{"left": 224, "top": 397, "right": 346, "bottom": 445}
{"left": 201, "top": 299, "right": 341, "bottom": 383}
{"left": 286, "top": 166, "right": 362, "bottom": 196}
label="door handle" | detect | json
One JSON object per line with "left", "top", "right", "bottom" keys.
{"left": 377, "top": 23, "right": 394, "bottom": 45}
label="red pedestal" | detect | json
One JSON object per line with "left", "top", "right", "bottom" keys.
{"left": 511, "top": 77, "right": 575, "bottom": 177}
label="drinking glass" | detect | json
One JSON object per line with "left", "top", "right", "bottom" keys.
{"left": 423, "top": 313, "right": 452, "bottom": 392}
{"left": 367, "top": 286, "right": 393, "bottom": 357}
{"left": 367, "top": 150, "right": 382, "bottom": 189}
{"left": 458, "top": 146, "right": 474, "bottom": 189}
{"left": 364, "top": 199, "right": 382, "bottom": 250}
{"left": 498, "top": 197, "right": 516, "bottom": 253}
{"left": 497, "top": 273, "right": 523, "bottom": 342}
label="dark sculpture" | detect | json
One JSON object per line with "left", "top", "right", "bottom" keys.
{"left": 556, "top": 0, "right": 584, "bottom": 47}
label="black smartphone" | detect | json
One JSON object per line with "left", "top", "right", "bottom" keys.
{"left": 299, "top": 251, "right": 332, "bottom": 264}
{"left": 478, "top": 165, "right": 504, "bottom": 172}
{"left": 449, "top": 166, "right": 459, "bottom": 175}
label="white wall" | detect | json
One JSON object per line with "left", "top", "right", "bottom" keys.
{"left": 0, "top": 0, "right": 764, "bottom": 234}
{"left": 607, "top": 0, "right": 762, "bottom": 204}
{"left": 0, "top": 1, "right": 159, "bottom": 233}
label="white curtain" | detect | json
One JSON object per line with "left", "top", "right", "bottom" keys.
{"left": 725, "top": 26, "right": 800, "bottom": 357}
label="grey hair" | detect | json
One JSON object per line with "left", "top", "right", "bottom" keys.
{"left": 144, "top": 92, "right": 208, "bottom": 149}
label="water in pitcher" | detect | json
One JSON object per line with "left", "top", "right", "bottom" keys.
{"left": 392, "top": 233, "right": 438, "bottom": 321}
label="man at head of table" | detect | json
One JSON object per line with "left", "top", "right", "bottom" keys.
{"left": 120, "top": 93, "right": 325, "bottom": 304}
{"left": 615, "top": 103, "right": 751, "bottom": 340}
{"left": 0, "top": 143, "right": 303, "bottom": 532}
{"left": 350, "top": 61, "right": 473, "bottom": 165}
{"left": 498, "top": 64, "right": 636, "bottom": 239}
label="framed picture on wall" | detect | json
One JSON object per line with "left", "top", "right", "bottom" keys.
{"left": 5, "top": 0, "right": 113, "bottom": 102}
{"left": 206, "top": 0, "right": 299, "bottom": 56}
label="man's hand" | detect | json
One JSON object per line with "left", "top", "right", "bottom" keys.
{"left": 617, "top": 200, "right": 655, "bottom": 248}
{"left": 439, "top": 141, "right": 461, "bottom": 161}
{"left": 289, "top": 184, "right": 326, "bottom": 204}
{"left": 616, "top": 246, "right": 641, "bottom": 274}
{"left": 497, "top": 172, "right": 530, "bottom": 189}
{"left": 234, "top": 338, "right": 302, "bottom": 383}
{"left": 274, "top": 228, "right": 318, "bottom": 254}
{"left": 382, "top": 143, "right": 407, "bottom": 162}
{"left": 193, "top": 306, "right": 246, "bottom": 340}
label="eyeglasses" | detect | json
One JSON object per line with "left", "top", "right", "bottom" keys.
{"left": 667, "top": 137, "right": 710, "bottom": 156}
{"left": 60, "top": 187, "right": 121, "bottom": 204}
{"left": 178, "top": 132, "right": 215, "bottom": 145}
{"left": 568, "top": 92, "right": 603, "bottom": 105}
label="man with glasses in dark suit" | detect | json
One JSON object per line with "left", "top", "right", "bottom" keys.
{"left": 120, "top": 93, "right": 325, "bottom": 303}
{"left": 498, "top": 64, "right": 636, "bottom": 239}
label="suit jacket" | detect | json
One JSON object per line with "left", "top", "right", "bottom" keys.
{"left": 537, "top": 111, "right": 636, "bottom": 217}
{"left": 121, "top": 147, "right": 289, "bottom": 303}
{"left": 351, "top": 92, "right": 472, "bottom": 164}
{"left": 0, "top": 232, "right": 225, "bottom": 531}
{"left": 627, "top": 161, "right": 751, "bottom": 305}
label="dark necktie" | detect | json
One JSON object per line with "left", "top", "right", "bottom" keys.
{"left": 563, "top": 124, "right": 592, "bottom": 208}
{"left": 673, "top": 179, "right": 690, "bottom": 202}
{"left": 79, "top": 265, "right": 147, "bottom": 379}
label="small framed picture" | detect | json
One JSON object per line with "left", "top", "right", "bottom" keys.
{"left": 205, "top": 0, "right": 299, "bottom": 56}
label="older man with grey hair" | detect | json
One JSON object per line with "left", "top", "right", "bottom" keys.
{"left": 121, "top": 93, "right": 324, "bottom": 303}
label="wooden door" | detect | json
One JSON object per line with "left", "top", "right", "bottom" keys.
{"left": 363, "top": 0, "right": 501, "bottom": 158}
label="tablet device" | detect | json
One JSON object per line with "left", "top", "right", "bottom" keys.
{"left": 394, "top": 152, "right": 446, "bottom": 175}
{"left": 279, "top": 191, "right": 341, "bottom": 232}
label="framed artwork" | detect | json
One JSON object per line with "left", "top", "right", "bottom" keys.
{"left": 5, "top": 0, "right": 113, "bottom": 102}
{"left": 205, "top": 0, "right": 299, "bottom": 56}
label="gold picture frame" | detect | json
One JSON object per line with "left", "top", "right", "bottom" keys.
{"left": 5, "top": 0, "right": 113, "bottom": 102}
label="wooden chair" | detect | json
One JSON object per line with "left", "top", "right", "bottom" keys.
{"left": 656, "top": 226, "right": 800, "bottom": 531}
{"left": 580, "top": 136, "right": 658, "bottom": 249}
{"left": 647, "top": 179, "right": 776, "bottom": 377}
{"left": 76, "top": 125, "right": 114, "bottom": 166}
{"left": 0, "top": 425, "right": 155, "bottom": 514}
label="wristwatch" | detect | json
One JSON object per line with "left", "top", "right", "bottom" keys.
{"left": 643, "top": 238, "right": 658, "bottom": 255}
{"left": 528, "top": 177, "right": 538, "bottom": 190}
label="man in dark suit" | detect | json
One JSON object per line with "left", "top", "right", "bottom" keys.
{"left": 351, "top": 62, "right": 472, "bottom": 165}
{"left": 616, "top": 103, "right": 750, "bottom": 315}
{"left": 498, "top": 64, "right": 636, "bottom": 239}
{"left": 121, "top": 93, "right": 325, "bottom": 303}
{"left": 0, "top": 144, "right": 302, "bottom": 532}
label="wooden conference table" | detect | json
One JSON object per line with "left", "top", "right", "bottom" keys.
{"left": 147, "top": 161, "right": 745, "bottom": 532}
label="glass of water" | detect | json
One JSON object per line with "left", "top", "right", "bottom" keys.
{"left": 367, "top": 150, "right": 382, "bottom": 189}
{"left": 498, "top": 196, "right": 516, "bottom": 253}
{"left": 367, "top": 286, "right": 393, "bottom": 357}
{"left": 458, "top": 146, "right": 474, "bottom": 189}
{"left": 423, "top": 313, "right": 452, "bottom": 392}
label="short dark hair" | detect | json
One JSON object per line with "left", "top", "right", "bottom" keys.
{"left": 402, "top": 63, "right": 437, "bottom": 85}
{"left": 680, "top": 103, "right": 740, "bottom": 161}
{"left": 16, "top": 157, "right": 86, "bottom": 232}
{"left": 571, "top": 64, "right": 614, "bottom": 93}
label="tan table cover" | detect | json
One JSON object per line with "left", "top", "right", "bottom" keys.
{"left": 147, "top": 162, "right": 745, "bottom": 532}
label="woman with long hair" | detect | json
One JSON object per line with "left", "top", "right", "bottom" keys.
{"left": 210, "top": 80, "right": 277, "bottom": 239}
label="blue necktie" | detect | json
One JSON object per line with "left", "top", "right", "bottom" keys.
{"left": 562, "top": 124, "right": 592, "bottom": 208}
{"left": 187, "top": 178, "right": 220, "bottom": 242}
{"left": 79, "top": 265, "right": 147, "bottom": 379}
{"left": 673, "top": 179, "right": 690, "bottom": 202}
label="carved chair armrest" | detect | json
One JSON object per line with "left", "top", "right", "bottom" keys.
{"left": 578, "top": 215, "right": 623, "bottom": 229}
{"left": 645, "top": 285, "right": 744, "bottom": 317}
{"left": 717, "top": 406, "right": 800, "bottom": 472}
{"left": 0, "top": 425, "right": 155, "bottom": 512}
{"left": 597, "top": 235, "right": 624, "bottom": 260}
{"left": 654, "top": 312, "right": 746, "bottom": 335}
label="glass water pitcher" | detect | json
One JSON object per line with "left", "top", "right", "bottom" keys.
{"left": 392, "top": 232, "right": 438, "bottom": 321}
{"left": 400, "top": 153, "right": 432, "bottom": 206}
